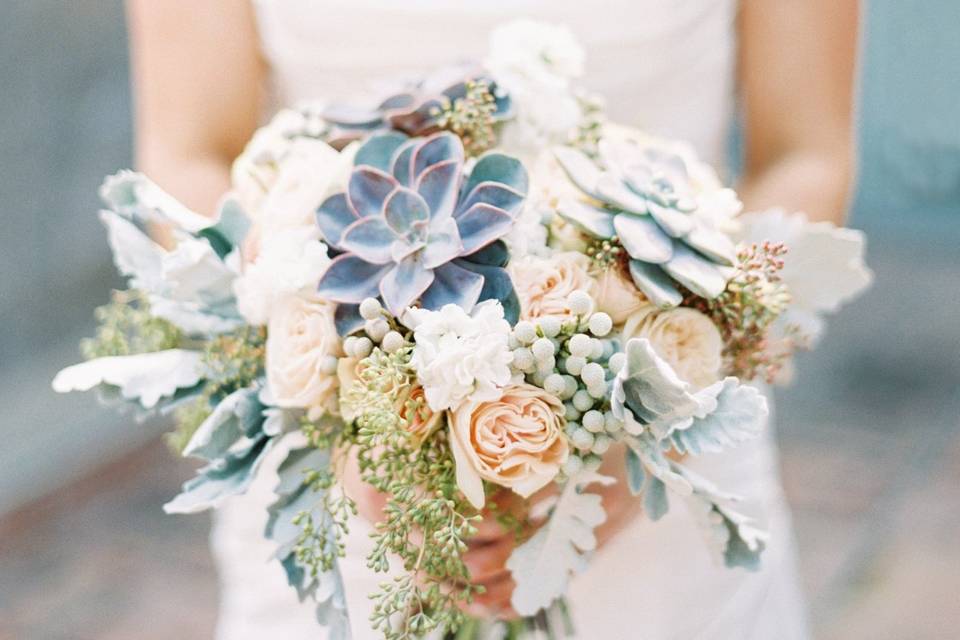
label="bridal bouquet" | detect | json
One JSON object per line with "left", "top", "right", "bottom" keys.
{"left": 53, "top": 21, "right": 871, "bottom": 640}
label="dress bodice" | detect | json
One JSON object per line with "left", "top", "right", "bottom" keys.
{"left": 252, "top": 0, "right": 738, "bottom": 169}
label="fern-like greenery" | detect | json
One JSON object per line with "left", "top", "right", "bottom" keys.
{"left": 306, "top": 344, "right": 483, "bottom": 639}
{"left": 685, "top": 241, "right": 801, "bottom": 382}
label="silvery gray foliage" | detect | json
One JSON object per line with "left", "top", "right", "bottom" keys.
{"left": 98, "top": 171, "right": 249, "bottom": 334}
{"left": 612, "top": 336, "right": 769, "bottom": 563}
{"left": 672, "top": 463, "right": 768, "bottom": 570}
{"left": 667, "top": 378, "right": 767, "bottom": 456}
{"left": 506, "top": 470, "right": 614, "bottom": 616}
{"left": 52, "top": 349, "right": 203, "bottom": 410}
{"left": 611, "top": 338, "right": 767, "bottom": 445}
{"left": 316, "top": 132, "right": 526, "bottom": 323}
{"left": 266, "top": 443, "right": 350, "bottom": 639}
{"left": 164, "top": 384, "right": 292, "bottom": 515}
{"left": 553, "top": 141, "right": 736, "bottom": 306}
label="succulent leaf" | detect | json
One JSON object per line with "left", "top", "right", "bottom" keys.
{"left": 347, "top": 167, "right": 398, "bottom": 218}
{"left": 596, "top": 173, "right": 649, "bottom": 215}
{"left": 353, "top": 131, "right": 408, "bottom": 172}
{"left": 456, "top": 204, "right": 514, "bottom": 254}
{"left": 461, "top": 239, "right": 510, "bottom": 268}
{"left": 315, "top": 193, "right": 358, "bottom": 248}
{"left": 556, "top": 200, "right": 616, "bottom": 238}
{"left": 412, "top": 133, "right": 465, "bottom": 178}
{"left": 420, "top": 261, "right": 485, "bottom": 311}
{"left": 454, "top": 260, "right": 521, "bottom": 325}
{"left": 662, "top": 244, "right": 727, "bottom": 299}
{"left": 628, "top": 260, "right": 683, "bottom": 308}
{"left": 420, "top": 217, "right": 463, "bottom": 269}
{"left": 614, "top": 214, "right": 673, "bottom": 264}
{"left": 379, "top": 255, "right": 435, "bottom": 316}
{"left": 554, "top": 147, "right": 602, "bottom": 198}
{"left": 321, "top": 67, "right": 512, "bottom": 148}
{"left": 317, "top": 254, "right": 390, "bottom": 303}
{"left": 462, "top": 152, "right": 528, "bottom": 200}
{"left": 415, "top": 159, "right": 461, "bottom": 221}
{"left": 457, "top": 182, "right": 526, "bottom": 218}
{"left": 390, "top": 139, "right": 418, "bottom": 186}
{"left": 383, "top": 187, "right": 431, "bottom": 237}
{"left": 339, "top": 216, "right": 396, "bottom": 265}
{"left": 684, "top": 223, "right": 737, "bottom": 266}
{"left": 334, "top": 303, "right": 364, "bottom": 336}
{"left": 647, "top": 201, "right": 695, "bottom": 238}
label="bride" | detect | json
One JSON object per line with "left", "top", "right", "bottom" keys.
{"left": 126, "top": 1, "right": 858, "bottom": 638}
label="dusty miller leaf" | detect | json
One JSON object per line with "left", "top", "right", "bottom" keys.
{"left": 52, "top": 349, "right": 203, "bottom": 409}
{"left": 265, "top": 444, "right": 350, "bottom": 638}
{"left": 163, "top": 434, "right": 275, "bottom": 514}
{"left": 182, "top": 386, "right": 264, "bottom": 461}
{"left": 668, "top": 378, "right": 768, "bottom": 455}
{"left": 672, "top": 462, "right": 769, "bottom": 571}
{"left": 507, "top": 471, "right": 614, "bottom": 616}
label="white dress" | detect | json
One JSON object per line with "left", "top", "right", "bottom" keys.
{"left": 211, "top": 2, "right": 810, "bottom": 638}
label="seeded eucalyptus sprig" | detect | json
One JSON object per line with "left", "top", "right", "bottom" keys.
{"left": 433, "top": 79, "right": 499, "bottom": 157}
{"left": 337, "top": 343, "right": 482, "bottom": 639}
{"left": 685, "top": 241, "right": 800, "bottom": 382}
{"left": 81, "top": 289, "right": 182, "bottom": 359}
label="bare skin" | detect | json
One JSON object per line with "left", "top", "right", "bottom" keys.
{"left": 128, "top": 0, "right": 859, "bottom": 618}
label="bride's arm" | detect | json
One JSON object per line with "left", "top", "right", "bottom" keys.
{"left": 126, "top": 0, "right": 264, "bottom": 216}
{"left": 738, "top": 0, "right": 860, "bottom": 224}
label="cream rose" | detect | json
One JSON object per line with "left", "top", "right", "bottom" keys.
{"left": 266, "top": 296, "right": 341, "bottom": 419}
{"left": 591, "top": 266, "right": 655, "bottom": 325}
{"left": 449, "top": 383, "right": 568, "bottom": 509}
{"left": 508, "top": 252, "right": 594, "bottom": 320}
{"left": 622, "top": 308, "right": 723, "bottom": 390}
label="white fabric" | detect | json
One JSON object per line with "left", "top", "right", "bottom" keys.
{"left": 212, "top": 1, "right": 810, "bottom": 638}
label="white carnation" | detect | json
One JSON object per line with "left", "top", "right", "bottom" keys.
{"left": 486, "top": 20, "right": 586, "bottom": 158}
{"left": 487, "top": 20, "right": 585, "bottom": 85}
{"left": 407, "top": 301, "right": 514, "bottom": 412}
{"left": 234, "top": 226, "right": 330, "bottom": 325}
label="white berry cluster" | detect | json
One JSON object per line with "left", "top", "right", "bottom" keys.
{"left": 508, "top": 290, "right": 626, "bottom": 474}
{"left": 342, "top": 298, "right": 408, "bottom": 358}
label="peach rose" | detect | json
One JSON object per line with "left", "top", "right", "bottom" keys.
{"left": 266, "top": 296, "right": 341, "bottom": 419}
{"left": 622, "top": 308, "right": 723, "bottom": 390}
{"left": 591, "top": 266, "right": 655, "bottom": 325}
{"left": 449, "top": 383, "right": 568, "bottom": 509}
{"left": 508, "top": 252, "right": 594, "bottom": 320}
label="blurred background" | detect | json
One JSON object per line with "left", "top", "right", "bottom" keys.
{"left": 1, "top": 2, "right": 958, "bottom": 639}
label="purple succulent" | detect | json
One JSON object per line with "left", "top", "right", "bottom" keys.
{"left": 321, "top": 65, "right": 512, "bottom": 149}
{"left": 316, "top": 132, "right": 527, "bottom": 326}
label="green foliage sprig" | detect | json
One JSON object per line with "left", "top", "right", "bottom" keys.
{"left": 434, "top": 79, "right": 498, "bottom": 157}
{"left": 336, "top": 345, "right": 482, "bottom": 639}
{"left": 685, "top": 241, "right": 801, "bottom": 382}
{"left": 81, "top": 289, "right": 182, "bottom": 359}
{"left": 200, "top": 325, "right": 266, "bottom": 400}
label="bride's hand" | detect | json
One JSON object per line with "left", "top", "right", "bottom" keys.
{"left": 342, "top": 443, "right": 643, "bottom": 620}
{"left": 462, "top": 442, "right": 644, "bottom": 620}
